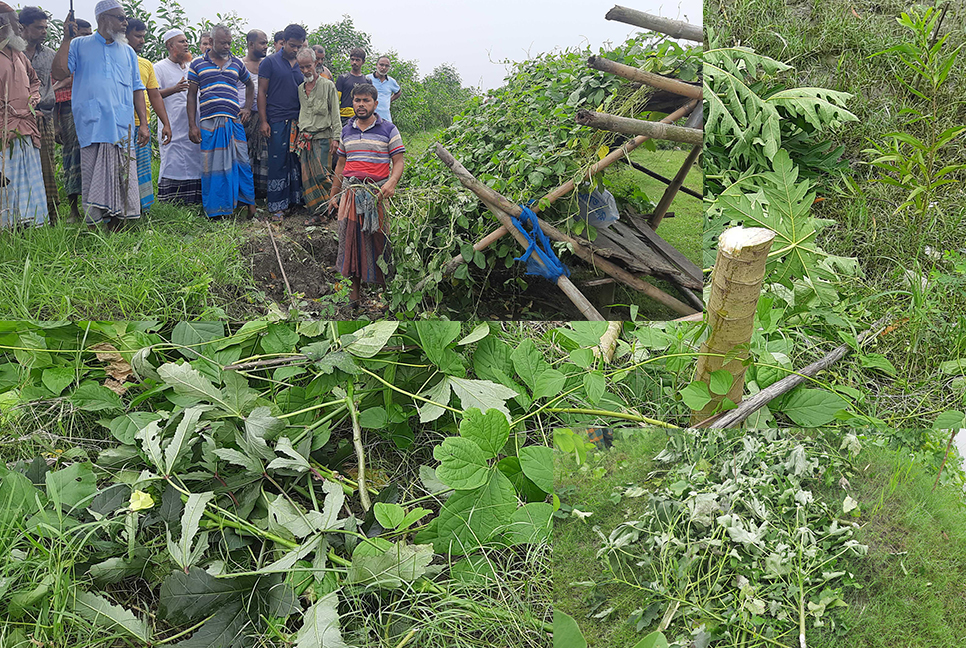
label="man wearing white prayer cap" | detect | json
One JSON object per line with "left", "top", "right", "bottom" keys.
{"left": 51, "top": 2, "right": 150, "bottom": 230}
{"left": 153, "top": 27, "right": 203, "bottom": 205}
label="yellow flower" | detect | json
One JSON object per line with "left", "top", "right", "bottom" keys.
{"left": 129, "top": 490, "right": 155, "bottom": 511}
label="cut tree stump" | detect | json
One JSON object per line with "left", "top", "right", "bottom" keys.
{"left": 690, "top": 226, "right": 776, "bottom": 426}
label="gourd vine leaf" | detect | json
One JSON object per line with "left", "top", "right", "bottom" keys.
{"left": 72, "top": 590, "right": 151, "bottom": 643}
{"left": 432, "top": 469, "right": 517, "bottom": 554}
{"left": 342, "top": 320, "right": 398, "bottom": 358}
{"left": 165, "top": 406, "right": 209, "bottom": 476}
{"left": 346, "top": 542, "right": 435, "bottom": 589}
{"left": 267, "top": 436, "right": 311, "bottom": 474}
{"left": 167, "top": 492, "right": 214, "bottom": 572}
{"left": 158, "top": 362, "right": 238, "bottom": 416}
{"left": 295, "top": 591, "right": 350, "bottom": 648}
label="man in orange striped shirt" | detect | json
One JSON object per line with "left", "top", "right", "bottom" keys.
{"left": 328, "top": 83, "right": 405, "bottom": 308}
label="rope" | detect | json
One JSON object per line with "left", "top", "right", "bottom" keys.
{"left": 510, "top": 205, "right": 570, "bottom": 281}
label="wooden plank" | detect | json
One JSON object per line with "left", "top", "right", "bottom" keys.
{"left": 624, "top": 210, "right": 703, "bottom": 286}
{"left": 587, "top": 227, "right": 655, "bottom": 274}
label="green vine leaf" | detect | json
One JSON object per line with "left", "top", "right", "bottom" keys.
{"left": 72, "top": 590, "right": 150, "bottom": 644}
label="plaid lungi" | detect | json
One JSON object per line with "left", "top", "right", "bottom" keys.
{"left": 296, "top": 134, "right": 332, "bottom": 213}
{"left": 336, "top": 184, "right": 391, "bottom": 285}
{"left": 157, "top": 178, "right": 202, "bottom": 205}
{"left": 1, "top": 137, "right": 49, "bottom": 228}
{"left": 80, "top": 143, "right": 140, "bottom": 224}
{"left": 136, "top": 142, "right": 154, "bottom": 211}
{"left": 36, "top": 113, "right": 57, "bottom": 212}
{"left": 200, "top": 117, "right": 254, "bottom": 218}
{"left": 54, "top": 102, "right": 82, "bottom": 197}
{"left": 244, "top": 116, "right": 268, "bottom": 199}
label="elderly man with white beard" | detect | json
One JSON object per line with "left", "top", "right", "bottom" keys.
{"left": 52, "top": 0, "right": 149, "bottom": 229}
{"left": 0, "top": 1, "right": 47, "bottom": 228}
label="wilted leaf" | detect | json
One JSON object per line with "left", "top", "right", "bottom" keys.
{"left": 347, "top": 542, "right": 434, "bottom": 589}
{"left": 295, "top": 592, "right": 348, "bottom": 648}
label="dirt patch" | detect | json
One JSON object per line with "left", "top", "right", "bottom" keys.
{"left": 242, "top": 216, "right": 385, "bottom": 318}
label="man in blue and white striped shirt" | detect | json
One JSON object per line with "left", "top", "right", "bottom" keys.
{"left": 186, "top": 24, "right": 256, "bottom": 219}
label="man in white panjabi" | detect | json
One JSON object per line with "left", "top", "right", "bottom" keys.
{"left": 153, "top": 28, "right": 202, "bottom": 204}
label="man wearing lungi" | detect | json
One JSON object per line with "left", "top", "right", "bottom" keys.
{"left": 258, "top": 23, "right": 305, "bottom": 221}
{"left": 0, "top": 2, "right": 47, "bottom": 228}
{"left": 154, "top": 29, "right": 202, "bottom": 205}
{"left": 295, "top": 47, "right": 340, "bottom": 224}
{"left": 127, "top": 18, "right": 172, "bottom": 213}
{"left": 187, "top": 24, "right": 255, "bottom": 219}
{"left": 242, "top": 29, "right": 268, "bottom": 199}
{"left": 19, "top": 6, "right": 57, "bottom": 219}
{"left": 52, "top": 1, "right": 150, "bottom": 229}
{"left": 328, "top": 84, "right": 405, "bottom": 307}
{"left": 51, "top": 18, "right": 92, "bottom": 222}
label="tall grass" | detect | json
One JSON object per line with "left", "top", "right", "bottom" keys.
{"left": 0, "top": 203, "right": 258, "bottom": 320}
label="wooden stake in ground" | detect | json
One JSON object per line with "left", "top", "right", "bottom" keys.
{"left": 690, "top": 227, "right": 776, "bottom": 426}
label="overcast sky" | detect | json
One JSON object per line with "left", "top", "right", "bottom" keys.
{"left": 39, "top": 1, "right": 703, "bottom": 89}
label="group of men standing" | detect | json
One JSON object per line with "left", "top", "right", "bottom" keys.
{"left": 1, "top": 1, "right": 406, "bottom": 306}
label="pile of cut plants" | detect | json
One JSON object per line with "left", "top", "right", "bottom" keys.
{"left": 553, "top": 426, "right": 966, "bottom": 648}
{"left": 0, "top": 320, "right": 640, "bottom": 648}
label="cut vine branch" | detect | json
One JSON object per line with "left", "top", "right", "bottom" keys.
{"left": 706, "top": 318, "right": 891, "bottom": 429}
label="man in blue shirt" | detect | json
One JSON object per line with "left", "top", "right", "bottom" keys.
{"left": 186, "top": 24, "right": 256, "bottom": 220}
{"left": 367, "top": 55, "right": 401, "bottom": 123}
{"left": 258, "top": 23, "right": 305, "bottom": 221}
{"left": 52, "top": 0, "right": 149, "bottom": 229}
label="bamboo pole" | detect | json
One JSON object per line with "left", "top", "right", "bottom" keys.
{"left": 576, "top": 110, "right": 704, "bottom": 144}
{"left": 433, "top": 147, "right": 604, "bottom": 320}
{"left": 605, "top": 6, "right": 704, "bottom": 42}
{"left": 689, "top": 227, "right": 776, "bottom": 426}
{"left": 436, "top": 144, "right": 697, "bottom": 317}
{"left": 413, "top": 99, "right": 699, "bottom": 292}
{"left": 649, "top": 144, "right": 702, "bottom": 230}
{"left": 617, "top": 157, "right": 702, "bottom": 199}
{"left": 587, "top": 55, "right": 702, "bottom": 99}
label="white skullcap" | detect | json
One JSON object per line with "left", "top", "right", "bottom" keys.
{"left": 162, "top": 28, "right": 185, "bottom": 43}
{"left": 94, "top": 0, "right": 122, "bottom": 18}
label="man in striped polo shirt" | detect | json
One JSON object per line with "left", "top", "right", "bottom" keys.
{"left": 186, "top": 24, "right": 256, "bottom": 219}
{"left": 328, "top": 83, "right": 405, "bottom": 308}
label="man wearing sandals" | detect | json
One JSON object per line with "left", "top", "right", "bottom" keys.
{"left": 328, "top": 84, "right": 404, "bottom": 307}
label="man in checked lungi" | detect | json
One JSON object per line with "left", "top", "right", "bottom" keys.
{"left": 186, "top": 24, "right": 256, "bottom": 219}
{"left": 51, "top": 18, "right": 92, "bottom": 222}
{"left": 19, "top": 6, "right": 57, "bottom": 220}
{"left": 126, "top": 18, "right": 172, "bottom": 213}
{"left": 327, "top": 84, "right": 405, "bottom": 307}
{"left": 52, "top": 1, "right": 150, "bottom": 229}
{"left": 0, "top": 2, "right": 47, "bottom": 229}
{"left": 295, "top": 47, "right": 340, "bottom": 225}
